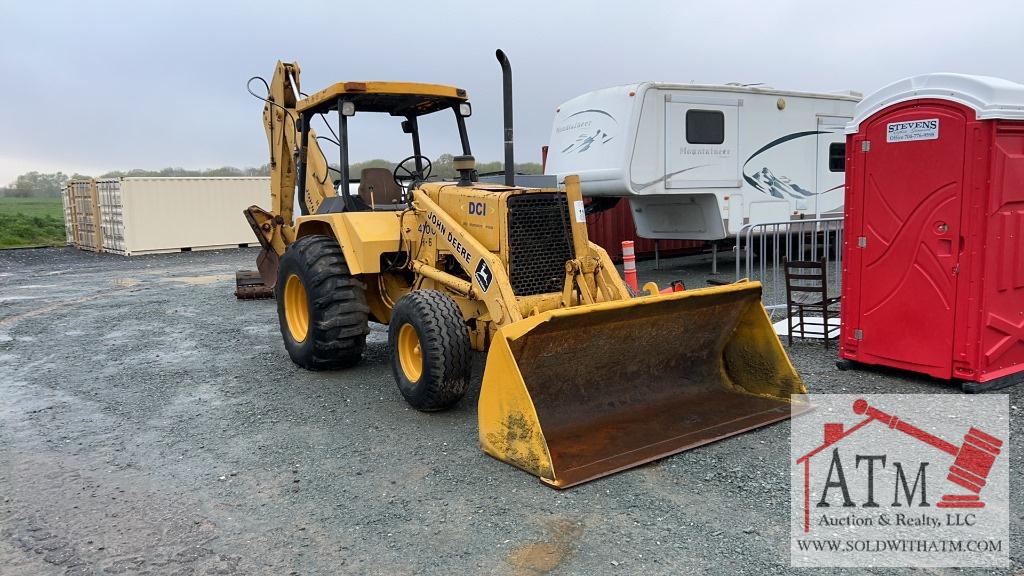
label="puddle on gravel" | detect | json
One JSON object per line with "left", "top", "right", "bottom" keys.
{"left": 163, "top": 381, "right": 226, "bottom": 417}
{"left": 242, "top": 325, "right": 276, "bottom": 336}
{"left": 0, "top": 294, "right": 106, "bottom": 329}
{"left": 0, "top": 295, "right": 40, "bottom": 302}
{"left": 162, "top": 274, "right": 233, "bottom": 285}
{"left": 101, "top": 328, "right": 125, "bottom": 339}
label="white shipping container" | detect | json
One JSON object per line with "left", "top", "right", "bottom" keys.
{"left": 97, "top": 179, "right": 127, "bottom": 254}
{"left": 69, "top": 177, "right": 269, "bottom": 256}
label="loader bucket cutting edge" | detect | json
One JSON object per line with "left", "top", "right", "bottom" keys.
{"left": 478, "top": 281, "right": 808, "bottom": 488}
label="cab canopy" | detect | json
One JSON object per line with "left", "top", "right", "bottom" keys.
{"left": 298, "top": 81, "right": 468, "bottom": 116}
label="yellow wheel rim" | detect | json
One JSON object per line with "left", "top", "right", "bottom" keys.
{"left": 397, "top": 323, "right": 423, "bottom": 382}
{"left": 283, "top": 274, "right": 309, "bottom": 342}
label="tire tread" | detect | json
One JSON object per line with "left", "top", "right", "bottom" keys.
{"left": 389, "top": 290, "right": 470, "bottom": 411}
{"left": 278, "top": 235, "right": 369, "bottom": 370}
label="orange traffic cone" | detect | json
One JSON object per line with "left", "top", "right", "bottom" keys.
{"left": 622, "top": 240, "right": 638, "bottom": 293}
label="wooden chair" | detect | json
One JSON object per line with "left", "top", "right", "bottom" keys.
{"left": 783, "top": 259, "right": 840, "bottom": 348}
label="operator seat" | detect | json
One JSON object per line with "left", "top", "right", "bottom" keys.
{"left": 358, "top": 168, "right": 406, "bottom": 210}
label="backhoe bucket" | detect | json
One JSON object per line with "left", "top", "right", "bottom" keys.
{"left": 234, "top": 270, "right": 274, "bottom": 299}
{"left": 478, "top": 281, "right": 807, "bottom": 488}
{"left": 234, "top": 248, "right": 279, "bottom": 300}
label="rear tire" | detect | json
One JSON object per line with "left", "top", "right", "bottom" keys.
{"left": 276, "top": 235, "right": 369, "bottom": 370}
{"left": 388, "top": 290, "right": 470, "bottom": 411}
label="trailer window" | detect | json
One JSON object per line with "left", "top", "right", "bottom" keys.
{"left": 829, "top": 142, "right": 846, "bottom": 172}
{"left": 685, "top": 110, "right": 725, "bottom": 145}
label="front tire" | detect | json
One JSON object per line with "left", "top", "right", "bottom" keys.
{"left": 276, "top": 235, "right": 369, "bottom": 370}
{"left": 388, "top": 290, "right": 471, "bottom": 411}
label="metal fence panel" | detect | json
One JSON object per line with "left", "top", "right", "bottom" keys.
{"left": 734, "top": 218, "right": 844, "bottom": 311}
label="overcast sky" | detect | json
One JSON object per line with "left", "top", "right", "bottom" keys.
{"left": 1, "top": 0, "right": 1021, "bottom": 184}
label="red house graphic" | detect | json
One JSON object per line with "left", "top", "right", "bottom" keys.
{"left": 796, "top": 399, "right": 1003, "bottom": 532}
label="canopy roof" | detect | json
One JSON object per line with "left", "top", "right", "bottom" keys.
{"left": 298, "top": 81, "right": 468, "bottom": 116}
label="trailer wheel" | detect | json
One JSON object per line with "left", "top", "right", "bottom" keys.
{"left": 276, "top": 235, "right": 369, "bottom": 370}
{"left": 388, "top": 290, "right": 470, "bottom": 411}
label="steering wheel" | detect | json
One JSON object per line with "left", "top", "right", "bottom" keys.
{"left": 393, "top": 155, "right": 433, "bottom": 190}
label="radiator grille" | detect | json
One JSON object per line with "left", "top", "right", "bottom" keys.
{"left": 506, "top": 193, "right": 576, "bottom": 296}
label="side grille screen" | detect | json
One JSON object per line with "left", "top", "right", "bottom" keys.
{"left": 506, "top": 193, "right": 576, "bottom": 296}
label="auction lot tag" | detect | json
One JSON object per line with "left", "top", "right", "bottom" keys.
{"left": 790, "top": 394, "right": 1009, "bottom": 568}
{"left": 887, "top": 119, "right": 939, "bottom": 142}
{"left": 573, "top": 199, "right": 586, "bottom": 223}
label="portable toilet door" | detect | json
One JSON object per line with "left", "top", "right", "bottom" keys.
{"left": 840, "top": 73, "right": 1024, "bottom": 389}
{"left": 844, "top": 99, "right": 969, "bottom": 379}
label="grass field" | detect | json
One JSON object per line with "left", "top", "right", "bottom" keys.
{"left": 0, "top": 197, "right": 67, "bottom": 248}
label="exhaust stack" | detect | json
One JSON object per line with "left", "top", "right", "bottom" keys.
{"left": 496, "top": 49, "right": 514, "bottom": 187}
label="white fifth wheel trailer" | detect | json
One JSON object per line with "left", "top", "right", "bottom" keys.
{"left": 546, "top": 83, "right": 860, "bottom": 240}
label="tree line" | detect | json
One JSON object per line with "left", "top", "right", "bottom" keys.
{"left": 1, "top": 156, "right": 544, "bottom": 198}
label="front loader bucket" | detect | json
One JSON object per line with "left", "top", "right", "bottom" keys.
{"left": 478, "top": 281, "right": 807, "bottom": 488}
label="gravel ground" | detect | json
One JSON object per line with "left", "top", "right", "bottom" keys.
{"left": 0, "top": 246, "right": 1019, "bottom": 575}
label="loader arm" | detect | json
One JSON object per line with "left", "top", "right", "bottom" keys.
{"left": 559, "top": 175, "right": 632, "bottom": 306}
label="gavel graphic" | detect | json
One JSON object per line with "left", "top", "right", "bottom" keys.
{"left": 852, "top": 399, "right": 1003, "bottom": 509}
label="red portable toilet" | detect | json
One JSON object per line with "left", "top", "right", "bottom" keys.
{"left": 840, "top": 73, "right": 1024, "bottom": 392}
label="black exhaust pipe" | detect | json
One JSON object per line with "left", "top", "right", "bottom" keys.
{"left": 496, "top": 49, "right": 514, "bottom": 187}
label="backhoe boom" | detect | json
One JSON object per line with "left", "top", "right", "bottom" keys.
{"left": 242, "top": 61, "right": 337, "bottom": 292}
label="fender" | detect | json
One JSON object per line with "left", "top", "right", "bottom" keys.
{"left": 293, "top": 211, "right": 402, "bottom": 275}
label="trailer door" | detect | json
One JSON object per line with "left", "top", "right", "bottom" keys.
{"left": 814, "top": 115, "right": 851, "bottom": 217}
{"left": 664, "top": 96, "right": 740, "bottom": 189}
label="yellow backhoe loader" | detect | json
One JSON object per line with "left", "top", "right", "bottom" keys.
{"left": 239, "top": 51, "right": 807, "bottom": 488}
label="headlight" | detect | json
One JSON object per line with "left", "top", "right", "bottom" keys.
{"left": 458, "top": 102, "right": 472, "bottom": 117}
{"left": 340, "top": 101, "right": 356, "bottom": 116}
